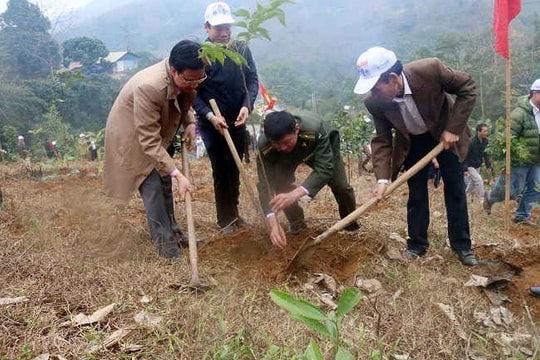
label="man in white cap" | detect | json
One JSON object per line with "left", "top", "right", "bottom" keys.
{"left": 484, "top": 78, "right": 540, "bottom": 227}
{"left": 193, "top": 2, "right": 259, "bottom": 235}
{"left": 353, "top": 47, "right": 478, "bottom": 266}
{"left": 17, "top": 135, "right": 28, "bottom": 158}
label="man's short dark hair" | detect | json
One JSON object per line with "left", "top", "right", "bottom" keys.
{"left": 263, "top": 111, "right": 297, "bottom": 141}
{"left": 378, "top": 60, "right": 403, "bottom": 84}
{"left": 476, "top": 123, "right": 487, "bottom": 133}
{"left": 169, "top": 40, "right": 204, "bottom": 72}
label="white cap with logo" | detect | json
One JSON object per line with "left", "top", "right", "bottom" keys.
{"left": 205, "top": 2, "right": 235, "bottom": 26}
{"left": 354, "top": 47, "right": 397, "bottom": 95}
{"left": 531, "top": 79, "right": 540, "bottom": 91}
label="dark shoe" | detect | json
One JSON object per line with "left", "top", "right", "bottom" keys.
{"left": 221, "top": 223, "right": 238, "bottom": 235}
{"left": 454, "top": 249, "right": 478, "bottom": 267}
{"left": 176, "top": 234, "right": 203, "bottom": 247}
{"left": 483, "top": 190, "right": 493, "bottom": 214}
{"left": 154, "top": 235, "right": 181, "bottom": 259}
{"left": 286, "top": 220, "right": 307, "bottom": 236}
{"left": 402, "top": 249, "right": 426, "bottom": 260}
{"left": 236, "top": 216, "right": 252, "bottom": 227}
{"left": 513, "top": 218, "right": 537, "bottom": 228}
{"left": 156, "top": 244, "right": 180, "bottom": 259}
{"left": 528, "top": 287, "right": 540, "bottom": 298}
{"left": 343, "top": 221, "right": 360, "bottom": 232}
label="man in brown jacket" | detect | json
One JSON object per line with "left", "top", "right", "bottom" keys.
{"left": 104, "top": 40, "right": 206, "bottom": 259}
{"left": 353, "top": 46, "right": 478, "bottom": 266}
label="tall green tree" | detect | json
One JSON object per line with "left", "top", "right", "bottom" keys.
{"left": 0, "top": 82, "right": 48, "bottom": 132}
{"left": 58, "top": 74, "right": 121, "bottom": 132}
{"left": 62, "top": 37, "right": 109, "bottom": 68}
{"left": 0, "top": 0, "right": 61, "bottom": 79}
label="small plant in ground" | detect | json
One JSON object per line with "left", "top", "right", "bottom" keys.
{"left": 19, "top": 344, "right": 33, "bottom": 359}
{"left": 270, "top": 288, "right": 362, "bottom": 359}
{"left": 213, "top": 329, "right": 254, "bottom": 359}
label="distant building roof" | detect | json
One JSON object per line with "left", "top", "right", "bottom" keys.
{"left": 68, "top": 61, "right": 83, "bottom": 70}
{"left": 103, "top": 51, "right": 127, "bottom": 63}
{"left": 103, "top": 51, "right": 138, "bottom": 63}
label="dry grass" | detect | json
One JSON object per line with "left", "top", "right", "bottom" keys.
{"left": 1, "top": 157, "right": 539, "bottom": 359}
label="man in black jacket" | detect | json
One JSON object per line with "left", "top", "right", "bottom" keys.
{"left": 463, "top": 123, "right": 492, "bottom": 203}
{"left": 193, "top": 2, "right": 259, "bottom": 235}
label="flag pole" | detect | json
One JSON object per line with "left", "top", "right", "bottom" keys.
{"left": 493, "top": 0, "right": 521, "bottom": 231}
{"left": 504, "top": 52, "right": 511, "bottom": 231}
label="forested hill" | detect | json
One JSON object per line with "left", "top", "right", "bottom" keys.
{"left": 60, "top": 0, "right": 538, "bottom": 68}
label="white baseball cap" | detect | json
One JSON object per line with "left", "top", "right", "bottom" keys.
{"left": 353, "top": 47, "right": 397, "bottom": 94}
{"left": 531, "top": 79, "right": 540, "bottom": 91}
{"left": 205, "top": 2, "right": 235, "bottom": 26}
{"left": 18, "top": 135, "right": 24, "bottom": 140}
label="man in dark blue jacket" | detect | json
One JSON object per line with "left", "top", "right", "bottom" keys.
{"left": 463, "top": 123, "right": 492, "bottom": 203}
{"left": 193, "top": 2, "right": 259, "bottom": 234}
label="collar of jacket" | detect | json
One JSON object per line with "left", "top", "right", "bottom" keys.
{"left": 164, "top": 58, "right": 179, "bottom": 101}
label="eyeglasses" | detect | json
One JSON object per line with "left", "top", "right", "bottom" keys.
{"left": 178, "top": 72, "right": 207, "bottom": 85}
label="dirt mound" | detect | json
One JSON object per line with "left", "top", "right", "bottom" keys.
{"left": 198, "top": 224, "right": 377, "bottom": 284}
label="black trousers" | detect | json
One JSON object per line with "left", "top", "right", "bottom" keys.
{"left": 200, "top": 124, "right": 246, "bottom": 228}
{"left": 403, "top": 133, "right": 471, "bottom": 253}
{"left": 138, "top": 169, "right": 183, "bottom": 258}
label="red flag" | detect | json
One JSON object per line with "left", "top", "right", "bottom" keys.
{"left": 259, "top": 81, "right": 276, "bottom": 111}
{"left": 493, "top": 0, "right": 521, "bottom": 58}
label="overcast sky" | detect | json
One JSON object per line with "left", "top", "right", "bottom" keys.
{"left": 0, "top": 0, "right": 91, "bottom": 15}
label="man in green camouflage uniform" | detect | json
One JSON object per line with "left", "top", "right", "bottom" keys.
{"left": 257, "top": 110, "right": 359, "bottom": 248}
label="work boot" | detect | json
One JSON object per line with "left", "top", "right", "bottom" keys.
{"left": 286, "top": 220, "right": 307, "bottom": 235}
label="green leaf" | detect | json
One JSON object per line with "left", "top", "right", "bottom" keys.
{"left": 370, "top": 349, "right": 381, "bottom": 360}
{"left": 257, "top": 28, "right": 272, "bottom": 41}
{"left": 335, "top": 347, "right": 355, "bottom": 360}
{"left": 234, "top": 21, "right": 248, "bottom": 29}
{"left": 274, "top": 9, "right": 286, "bottom": 25}
{"left": 234, "top": 9, "right": 251, "bottom": 19}
{"left": 325, "top": 320, "right": 338, "bottom": 342}
{"left": 270, "top": 290, "right": 327, "bottom": 321}
{"left": 304, "top": 339, "right": 324, "bottom": 360}
{"left": 294, "top": 316, "right": 330, "bottom": 337}
{"left": 336, "top": 288, "right": 362, "bottom": 319}
{"left": 236, "top": 32, "right": 252, "bottom": 43}
{"left": 222, "top": 48, "right": 247, "bottom": 66}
